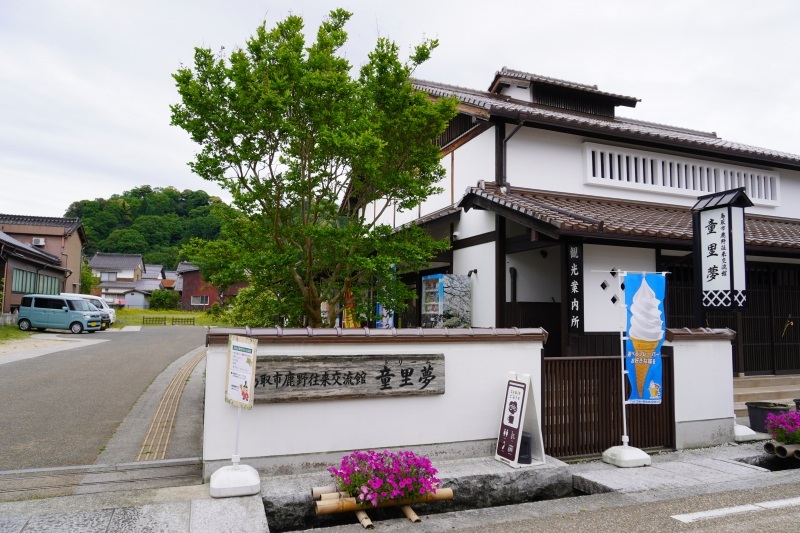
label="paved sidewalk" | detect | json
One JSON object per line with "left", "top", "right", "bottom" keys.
{"left": 2, "top": 439, "right": 798, "bottom": 531}
{"left": 0, "top": 484, "right": 268, "bottom": 533}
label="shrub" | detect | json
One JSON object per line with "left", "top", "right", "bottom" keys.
{"left": 766, "top": 411, "right": 800, "bottom": 444}
{"left": 327, "top": 450, "right": 440, "bottom": 506}
{"left": 148, "top": 289, "right": 180, "bottom": 310}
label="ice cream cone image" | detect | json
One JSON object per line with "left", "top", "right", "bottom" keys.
{"left": 628, "top": 277, "right": 664, "bottom": 399}
{"left": 631, "top": 338, "right": 660, "bottom": 397}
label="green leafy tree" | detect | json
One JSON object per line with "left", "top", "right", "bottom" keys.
{"left": 102, "top": 228, "right": 149, "bottom": 254}
{"left": 149, "top": 289, "right": 181, "bottom": 310}
{"left": 172, "top": 9, "right": 456, "bottom": 327}
{"left": 80, "top": 261, "right": 97, "bottom": 294}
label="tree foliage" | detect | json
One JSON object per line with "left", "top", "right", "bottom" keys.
{"left": 171, "top": 9, "right": 456, "bottom": 327}
{"left": 148, "top": 289, "right": 181, "bottom": 310}
{"left": 79, "top": 261, "right": 96, "bottom": 295}
{"left": 65, "top": 186, "right": 225, "bottom": 269}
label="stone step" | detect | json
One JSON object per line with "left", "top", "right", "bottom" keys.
{"left": 734, "top": 386, "right": 800, "bottom": 403}
{"left": 734, "top": 375, "right": 800, "bottom": 389}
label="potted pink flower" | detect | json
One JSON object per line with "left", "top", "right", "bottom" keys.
{"left": 764, "top": 411, "right": 800, "bottom": 459}
{"left": 326, "top": 450, "right": 441, "bottom": 506}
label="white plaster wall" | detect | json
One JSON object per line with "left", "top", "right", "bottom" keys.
{"left": 583, "top": 245, "right": 655, "bottom": 333}
{"left": 450, "top": 129, "right": 495, "bottom": 199}
{"left": 393, "top": 128, "right": 496, "bottom": 228}
{"left": 203, "top": 339, "right": 543, "bottom": 462}
{"left": 453, "top": 241, "right": 496, "bottom": 327}
{"left": 454, "top": 209, "right": 495, "bottom": 240}
{"left": 506, "top": 249, "right": 561, "bottom": 303}
{"left": 667, "top": 338, "right": 734, "bottom": 424}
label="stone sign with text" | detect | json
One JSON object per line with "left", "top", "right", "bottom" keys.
{"left": 252, "top": 353, "right": 445, "bottom": 403}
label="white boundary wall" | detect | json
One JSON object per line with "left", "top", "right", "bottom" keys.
{"left": 665, "top": 328, "right": 736, "bottom": 449}
{"left": 203, "top": 330, "right": 544, "bottom": 476}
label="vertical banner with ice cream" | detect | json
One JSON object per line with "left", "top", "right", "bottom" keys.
{"left": 624, "top": 273, "right": 666, "bottom": 404}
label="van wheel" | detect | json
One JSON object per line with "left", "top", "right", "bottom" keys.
{"left": 70, "top": 322, "right": 84, "bottom": 334}
{"left": 18, "top": 319, "right": 31, "bottom": 331}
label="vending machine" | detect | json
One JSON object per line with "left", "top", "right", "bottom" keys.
{"left": 421, "top": 274, "right": 471, "bottom": 328}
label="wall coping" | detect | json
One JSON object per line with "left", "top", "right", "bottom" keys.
{"left": 665, "top": 327, "right": 736, "bottom": 342}
{"left": 206, "top": 327, "right": 548, "bottom": 346}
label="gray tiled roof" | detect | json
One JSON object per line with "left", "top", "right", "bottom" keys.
{"left": 135, "top": 279, "right": 163, "bottom": 294}
{"left": 89, "top": 253, "right": 143, "bottom": 270}
{"left": 177, "top": 262, "right": 199, "bottom": 273}
{"left": 458, "top": 182, "right": 800, "bottom": 251}
{"left": 0, "top": 230, "right": 62, "bottom": 264}
{"left": 412, "top": 78, "right": 800, "bottom": 166}
{"left": 164, "top": 270, "right": 178, "bottom": 280}
{"left": 490, "top": 67, "right": 639, "bottom": 105}
{"left": 142, "top": 264, "right": 164, "bottom": 279}
{"left": 0, "top": 214, "right": 83, "bottom": 235}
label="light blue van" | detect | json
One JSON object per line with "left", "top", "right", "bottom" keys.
{"left": 17, "top": 294, "right": 102, "bottom": 334}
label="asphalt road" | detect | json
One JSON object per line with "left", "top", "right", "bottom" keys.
{"left": 0, "top": 327, "right": 206, "bottom": 471}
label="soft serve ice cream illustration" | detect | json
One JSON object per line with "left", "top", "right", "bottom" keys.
{"left": 628, "top": 279, "right": 664, "bottom": 398}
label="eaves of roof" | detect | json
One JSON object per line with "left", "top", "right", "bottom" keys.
{"left": 412, "top": 79, "right": 800, "bottom": 170}
{"left": 0, "top": 230, "right": 63, "bottom": 266}
{"left": 458, "top": 183, "right": 800, "bottom": 254}
{"left": 396, "top": 205, "right": 461, "bottom": 232}
{"left": 488, "top": 67, "right": 640, "bottom": 107}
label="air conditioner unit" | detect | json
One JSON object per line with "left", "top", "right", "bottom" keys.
{"left": 32, "top": 238, "right": 46, "bottom": 246}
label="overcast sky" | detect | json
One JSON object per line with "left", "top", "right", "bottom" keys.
{"left": 2, "top": 0, "right": 798, "bottom": 217}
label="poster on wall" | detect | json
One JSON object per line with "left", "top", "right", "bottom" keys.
{"left": 225, "top": 335, "right": 258, "bottom": 409}
{"left": 624, "top": 273, "right": 666, "bottom": 404}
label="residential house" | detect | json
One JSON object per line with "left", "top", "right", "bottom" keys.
{"left": 0, "top": 230, "right": 68, "bottom": 315}
{"left": 142, "top": 264, "right": 165, "bottom": 280}
{"left": 123, "top": 279, "right": 164, "bottom": 309}
{"left": 176, "top": 262, "right": 247, "bottom": 310}
{"left": 0, "top": 214, "right": 87, "bottom": 294}
{"left": 88, "top": 252, "right": 144, "bottom": 306}
{"left": 385, "top": 68, "right": 800, "bottom": 377}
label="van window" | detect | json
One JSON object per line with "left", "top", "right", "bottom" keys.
{"left": 50, "top": 298, "right": 68, "bottom": 309}
{"left": 21, "top": 296, "right": 32, "bottom": 307}
{"left": 68, "top": 299, "right": 91, "bottom": 311}
{"left": 34, "top": 298, "right": 53, "bottom": 309}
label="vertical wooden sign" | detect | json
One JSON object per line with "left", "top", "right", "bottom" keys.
{"left": 494, "top": 372, "right": 545, "bottom": 468}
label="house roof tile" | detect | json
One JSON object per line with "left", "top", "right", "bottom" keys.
{"left": 490, "top": 67, "right": 640, "bottom": 105}
{"left": 89, "top": 253, "right": 143, "bottom": 270}
{"left": 135, "top": 279, "right": 163, "bottom": 293}
{"left": 0, "top": 230, "right": 62, "bottom": 264}
{"left": 412, "top": 78, "right": 800, "bottom": 167}
{"left": 142, "top": 264, "right": 164, "bottom": 279}
{"left": 177, "top": 262, "right": 199, "bottom": 273}
{"left": 0, "top": 214, "right": 84, "bottom": 236}
{"left": 459, "top": 183, "right": 800, "bottom": 251}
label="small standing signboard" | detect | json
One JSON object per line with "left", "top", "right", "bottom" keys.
{"left": 494, "top": 372, "right": 545, "bottom": 468}
{"left": 225, "top": 335, "right": 258, "bottom": 409}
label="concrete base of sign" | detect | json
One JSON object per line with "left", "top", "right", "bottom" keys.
{"left": 601, "top": 444, "right": 652, "bottom": 468}
{"left": 210, "top": 463, "right": 261, "bottom": 498}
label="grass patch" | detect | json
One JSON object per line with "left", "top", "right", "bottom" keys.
{"left": 0, "top": 324, "right": 32, "bottom": 343}
{"left": 113, "top": 308, "right": 234, "bottom": 328}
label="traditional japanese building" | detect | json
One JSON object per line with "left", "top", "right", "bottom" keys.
{"left": 386, "top": 68, "right": 800, "bottom": 376}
